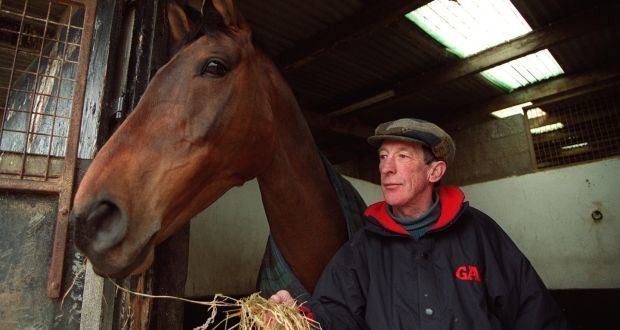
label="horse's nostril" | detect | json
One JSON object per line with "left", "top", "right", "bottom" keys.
{"left": 84, "top": 201, "right": 127, "bottom": 253}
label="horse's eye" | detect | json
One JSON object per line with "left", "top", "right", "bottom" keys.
{"left": 201, "top": 59, "right": 228, "bottom": 77}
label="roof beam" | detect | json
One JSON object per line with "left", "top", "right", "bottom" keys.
{"left": 332, "top": 1, "right": 620, "bottom": 117}
{"left": 442, "top": 65, "right": 620, "bottom": 129}
{"left": 276, "top": 0, "right": 431, "bottom": 71}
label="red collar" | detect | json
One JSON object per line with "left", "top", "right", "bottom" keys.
{"left": 364, "top": 186, "right": 465, "bottom": 235}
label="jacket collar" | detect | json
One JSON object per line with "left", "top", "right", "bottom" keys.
{"left": 364, "top": 186, "right": 466, "bottom": 236}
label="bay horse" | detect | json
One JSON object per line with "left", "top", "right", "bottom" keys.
{"left": 72, "top": 0, "right": 352, "bottom": 294}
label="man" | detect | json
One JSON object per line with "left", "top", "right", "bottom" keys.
{"left": 271, "top": 118, "right": 566, "bottom": 329}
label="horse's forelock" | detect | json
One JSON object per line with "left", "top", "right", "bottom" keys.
{"left": 174, "top": 5, "right": 230, "bottom": 52}
{"left": 186, "top": 16, "right": 229, "bottom": 42}
{"left": 199, "top": 7, "right": 230, "bottom": 36}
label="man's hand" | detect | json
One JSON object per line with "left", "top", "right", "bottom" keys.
{"left": 269, "top": 290, "right": 295, "bottom": 306}
{"left": 262, "top": 290, "right": 296, "bottom": 327}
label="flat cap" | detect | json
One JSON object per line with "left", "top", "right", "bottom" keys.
{"left": 367, "top": 118, "right": 455, "bottom": 164}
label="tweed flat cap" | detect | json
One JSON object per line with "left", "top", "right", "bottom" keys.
{"left": 368, "top": 118, "right": 456, "bottom": 164}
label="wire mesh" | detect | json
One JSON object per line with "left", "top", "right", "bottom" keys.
{"left": 0, "top": 0, "right": 85, "bottom": 182}
{"left": 528, "top": 87, "right": 620, "bottom": 169}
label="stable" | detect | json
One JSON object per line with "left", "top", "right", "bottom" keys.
{"left": 0, "top": 0, "right": 618, "bottom": 329}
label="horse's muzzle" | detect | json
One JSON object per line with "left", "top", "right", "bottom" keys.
{"left": 73, "top": 199, "right": 127, "bottom": 256}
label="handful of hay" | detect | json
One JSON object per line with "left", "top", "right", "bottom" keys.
{"left": 197, "top": 292, "right": 320, "bottom": 330}
{"left": 110, "top": 279, "right": 321, "bottom": 330}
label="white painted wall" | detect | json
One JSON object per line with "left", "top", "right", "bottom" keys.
{"left": 185, "top": 176, "right": 383, "bottom": 297}
{"left": 186, "top": 157, "right": 620, "bottom": 296}
{"left": 185, "top": 179, "right": 268, "bottom": 297}
{"left": 460, "top": 157, "right": 620, "bottom": 289}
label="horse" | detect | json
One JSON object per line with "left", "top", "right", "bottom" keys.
{"left": 72, "top": 0, "right": 361, "bottom": 295}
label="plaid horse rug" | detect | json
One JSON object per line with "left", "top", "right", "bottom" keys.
{"left": 257, "top": 155, "right": 368, "bottom": 300}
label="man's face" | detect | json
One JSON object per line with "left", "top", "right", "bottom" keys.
{"left": 378, "top": 140, "right": 434, "bottom": 210}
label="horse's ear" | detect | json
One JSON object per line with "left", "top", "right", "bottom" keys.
{"left": 205, "top": 0, "right": 248, "bottom": 30}
{"left": 166, "top": 1, "right": 194, "bottom": 56}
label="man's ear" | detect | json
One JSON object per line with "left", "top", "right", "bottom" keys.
{"left": 428, "top": 161, "right": 447, "bottom": 183}
{"left": 166, "top": 1, "right": 194, "bottom": 58}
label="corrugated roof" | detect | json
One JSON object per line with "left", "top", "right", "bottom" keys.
{"left": 550, "top": 26, "right": 620, "bottom": 74}
{"left": 513, "top": 0, "right": 602, "bottom": 29}
{"left": 238, "top": 0, "right": 364, "bottom": 56}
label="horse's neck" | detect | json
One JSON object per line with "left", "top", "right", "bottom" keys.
{"left": 256, "top": 102, "right": 348, "bottom": 293}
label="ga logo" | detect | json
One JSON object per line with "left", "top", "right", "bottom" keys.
{"left": 455, "top": 265, "right": 482, "bottom": 282}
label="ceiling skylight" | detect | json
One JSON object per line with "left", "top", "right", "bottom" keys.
{"left": 406, "top": 0, "right": 564, "bottom": 90}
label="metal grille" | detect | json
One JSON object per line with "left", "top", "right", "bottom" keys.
{"left": 0, "top": 0, "right": 95, "bottom": 299}
{"left": 528, "top": 87, "right": 620, "bottom": 169}
{"left": 0, "top": 0, "right": 84, "bottom": 182}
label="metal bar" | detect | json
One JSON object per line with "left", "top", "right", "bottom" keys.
{"left": 0, "top": 8, "right": 81, "bottom": 29}
{"left": 43, "top": 1, "right": 57, "bottom": 181}
{"left": 0, "top": 177, "right": 59, "bottom": 193}
{"left": 0, "top": 128, "right": 67, "bottom": 138}
{"left": 1, "top": 108, "right": 72, "bottom": 120}
{"left": 2, "top": 88, "right": 75, "bottom": 98}
{"left": 47, "top": 0, "right": 96, "bottom": 299}
{"left": 45, "top": 98, "right": 63, "bottom": 180}
{"left": 1, "top": 30, "right": 81, "bottom": 42}
{"left": 0, "top": 172, "right": 62, "bottom": 179}
{"left": 1, "top": 70, "right": 77, "bottom": 82}
{"left": 0, "top": 55, "right": 80, "bottom": 70}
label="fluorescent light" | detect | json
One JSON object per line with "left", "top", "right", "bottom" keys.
{"left": 406, "top": 0, "right": 564, "bottom": 90}
{"left": 526, "top": 107, "right": 547, "bottom": 119}
{"left": 491, "top": 102, "right": 548, "bottom": 119}
{"left": 491, "top": 102, "right": 532, "bottom": 118}
{"left": 562, "top": 142, "right": 588, "bottom": 150}
{"left": 530, "top": 122, "right": 564, "bottom": 135}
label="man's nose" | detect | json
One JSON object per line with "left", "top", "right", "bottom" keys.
{"left": 380, "top": 157, "right": 396, "bottom": 175}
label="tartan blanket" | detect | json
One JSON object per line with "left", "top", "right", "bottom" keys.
{"left": 256, "top": 155, "right": 367, "bottom": 300}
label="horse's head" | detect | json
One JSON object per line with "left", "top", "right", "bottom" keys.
{"left": 72, "top": 0, "right": 282, "bottom": 277}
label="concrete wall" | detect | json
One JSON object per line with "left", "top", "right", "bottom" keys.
{"left": 444, "top": 115, "right": 536, "bottom": 186}
{"left": 0, "top": 192, "right": 83, "bottom": 329}
{"left": 186, "top": 157, "right": 619, "bottom": 295}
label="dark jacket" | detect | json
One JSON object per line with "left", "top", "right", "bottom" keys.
{"left": 306, "top": 186, "right": 567, "bottom": 330}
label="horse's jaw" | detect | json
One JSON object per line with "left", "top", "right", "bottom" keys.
{"left": 90, "top": 237, "right": 156, "bottom": 279}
